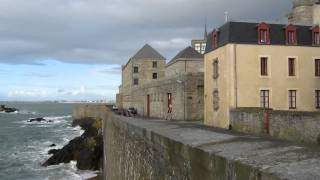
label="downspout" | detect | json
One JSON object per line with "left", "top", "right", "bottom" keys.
{"left": 234, "top": 44, "right": 238, "bottom": 108}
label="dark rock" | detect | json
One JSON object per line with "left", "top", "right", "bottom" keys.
{"left": 43, "top": 117, "right": 103, "bottom": 171}
{"left": 48, "top": 149, "right": 59, "bottom": 155}
{"left": 0, "top": 105, "right": 19, "bottom": 113}
{"left": 28, "top": 117, "right": 46, "bottom": 122}
{"left": 49, "top": 144, "right": 56, "bottom": 147}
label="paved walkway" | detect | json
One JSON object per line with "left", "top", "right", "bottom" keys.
{"left": 121, "top": 116, "right": 320, "bottom": 180}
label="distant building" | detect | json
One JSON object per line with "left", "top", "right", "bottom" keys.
{"left": 117, "top": 44, "right": 204, "bottom": 121}
{"left": 119, "top": 44, "right": 166, "bottom": 109}
{"left": 204, "top": 21, "right": 320, "bottom": 128}
{"left": 288, "top": 0, "right": 320, "bottom": 25}
{"left": 191, "top": 25, "right": 208, "bottom": 54}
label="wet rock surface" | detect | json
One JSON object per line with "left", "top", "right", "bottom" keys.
{"left": 0, "top": 105, "right": 18, "bottom": 113}
{"left": 43, "top": 117, "right": 103, "bottom": 170}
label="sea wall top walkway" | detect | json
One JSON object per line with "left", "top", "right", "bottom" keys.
{"left": 73, "top": 104, "right": 320, "bottom": 180}
{"left": 105, "top": 114, "right": 320, "bottom": 180}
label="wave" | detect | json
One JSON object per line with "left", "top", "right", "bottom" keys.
{"left": 17, "top": 115, "right": 72, "bottom": 125}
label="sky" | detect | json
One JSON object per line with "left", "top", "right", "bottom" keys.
{"left": 0, "top": 0, "right": 292, "bottom": 101}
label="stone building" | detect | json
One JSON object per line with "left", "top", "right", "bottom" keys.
{"left": 117, "top": 44, "right": 204, "bottom": 121}
{"left": 288, "top": 0, "right": 320, "bottom": 25}
{"left": 204, "top": 21, "right": 320, "bottom": 128}
{"left": 119, "top": 44, "right": 166, "bottom": 109}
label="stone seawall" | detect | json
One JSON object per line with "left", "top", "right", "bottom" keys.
{"left": 230, "top": 108, "right": 320, "bottom": 144}
{"left": 104, "top": 110, "right": 320, "bottom": 180}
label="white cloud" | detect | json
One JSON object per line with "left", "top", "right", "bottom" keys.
{"left": 8, "top": 89, "right": 48, "bottom": 97}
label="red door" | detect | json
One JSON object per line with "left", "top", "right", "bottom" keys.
{"left": 147, "top": 95, "right": 150, "bottom": 117}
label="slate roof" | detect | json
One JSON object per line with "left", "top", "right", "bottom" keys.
{"left": 130, "top": 44, "right": 166, "bottom": 60}
{"left": 168, "top": 46, "right": 203, "bottom": 65}
{"left": 205, "top": 21, "right": 316, "bottom": 54}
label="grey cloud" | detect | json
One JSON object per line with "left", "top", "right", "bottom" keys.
{"left": 0, "top": 0, "right": 292, "bottom": 65}
{"left": 94, "top": 66, "right": 121, "bottom": 75}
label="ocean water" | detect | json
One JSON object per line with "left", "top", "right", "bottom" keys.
{"left": 0, "top": 102, "right": 97, "bottom": 180}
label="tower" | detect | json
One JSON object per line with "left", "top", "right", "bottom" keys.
{"left": 313, "top": 0, "right": 320, "bottom": 25}
{"left": 288, "top": 0, "right": 318, "bottom": 25}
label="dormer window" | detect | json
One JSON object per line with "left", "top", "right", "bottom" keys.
{"left": 212, "top": 30, "right": 218, "bottom": 49}
{"left": 285, "top": 24, "right": 297, "bottom": 45}
{"left": 258, "top": 22, "right": 270, "bottom": 44}
{"left": 312, "top": 26, "right": 320, "bottom": 46}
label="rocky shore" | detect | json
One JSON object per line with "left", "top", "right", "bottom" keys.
{"left": 42, "top": 117, "right": 103, "bottom": 171}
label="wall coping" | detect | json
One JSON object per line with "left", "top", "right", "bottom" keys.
{"left": 106, "top": 112, "right": 320, "bottom": 179}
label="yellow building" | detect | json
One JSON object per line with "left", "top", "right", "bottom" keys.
{"left": 204, "top": 22, "right": 320, "bottom": 128}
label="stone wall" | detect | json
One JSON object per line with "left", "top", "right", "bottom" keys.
{"left": 230, "top": 108, "right": 320, "bottom": 144}
{"left": 104, "top": 110, "right": 320, "bottom": 180}
{"left": 165, "top": 60, "right": 204, "bottom": 77}
{"left": 130, "top": 72, "right": 204, "bottom": 121}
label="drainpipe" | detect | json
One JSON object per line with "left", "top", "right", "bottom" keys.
{"left": 233, "top": 44, "right": 238, "bottom": 108}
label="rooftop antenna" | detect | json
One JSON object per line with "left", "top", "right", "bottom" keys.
{"left": 225, "top": 11, "right": 229, "bottom": 22}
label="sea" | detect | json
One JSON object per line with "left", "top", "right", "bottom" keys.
{"left": 0, "top": 102, "right": 97, "bottom": 180}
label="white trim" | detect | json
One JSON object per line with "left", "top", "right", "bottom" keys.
{"left": 258, "top": 55, "right": 271, "bottom": 78}
{"left": 313, "top": 57, "right": 320, "bottom": 79}
{"left": 287, "top": 88, "right": 299, "bottom": 110}
{"left": 286, "top": 56, "right": 299, "bottom": 79}
{"left": 258, "top": 88, "right": 272, "bottom": 108}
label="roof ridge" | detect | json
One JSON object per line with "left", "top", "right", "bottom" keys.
{"left": 130, "top": 44, "right": 166, "bottom": 60}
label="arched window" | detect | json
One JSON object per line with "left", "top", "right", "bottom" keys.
{"left": 257, "top": 22, "right": 270, "bottom": 44}
{"left": 212, "top": 30, "right": 218, "bottom": 49}
{"left": 312, "top": 26, "right": 320, "bottom": 46}
{"left": 285, "top": 24, "right": 297, "bottom": 45}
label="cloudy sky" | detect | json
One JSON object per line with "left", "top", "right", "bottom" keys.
{"left": 0, "top": 0, "right": 292, "bottom": 101}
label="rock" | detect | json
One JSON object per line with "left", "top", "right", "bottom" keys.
{"left": 42, "top": 117, "right": 103, "bottom": 170}
{"left": 0, "top": 105, "right": 19, "bottom": 113}
{"left": 49, "top": 144, "right": 56, "bottom": 147}
{"left": 48, "top": 149, "right": 59, "bottom": 155}
{"left": 28, "top": 117, "right": 46, "bottom": 122}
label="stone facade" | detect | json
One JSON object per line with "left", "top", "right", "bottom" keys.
{"left": 117, "top": 44, "right": 204, "bottom": 121}
{"left": 288, "top": 0, "right": 320, "bottom": 25}
{"left": 103, "top": 110, "right": 320, "bottom": 180}
{"left": 230, "top": 108, "right": 320, "bottom": 144}
{"left": 131, "top": 73, "right": 204, "bottom": 121}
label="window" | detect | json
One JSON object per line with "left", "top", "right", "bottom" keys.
{"left": 316, "top": 90, "right": 320, "bottom": 109}
{"left": 133, "top": 66, "right": 139, "bottom": 73}
{"left": 213, "top": 89, "right": 219, "bottom": 111}
{"left": 288, "top": 90, "right": 297, "bottom": 109}
{"left": 312, "top": 26, "right": 320, "bottom": 46}
{"left": 152, "top": 73, "right": 157, "bottom": 79}
{"left": 315, "top": 59, "right": 320, "bottom": 77}
{"left": 212, "top": 59, "right": 219, "bottom": 79}
{"left": 201, "top": 43, "right": 206, "bottom": 54}
{"left": 212, "top": 31, "right": 218, "bottom": 49}
{"left": 260, "top": 57, "right": 268, "bottom": 76}
{"left": 288, "top": 58, "right": 296, "bottom": 76}
{"left": 314, "top": 32, "right": 320, "bottom": 45}
{"left": 133, "top": 78, "right": 139, "bottom": 85}
{"left": 258, "top": 22, "right": 270, "bottom": 44}
{"left": 152, "top": 61, "right": 157, "bottom": 68}
{"left": 195, "top": 43, "right": 201, "bottom": 53}
{"left": 260, "top": 90, "right": 270, "bottom": 108}
{"left": 285, "top": 24, "right": 297, "bottom": 45}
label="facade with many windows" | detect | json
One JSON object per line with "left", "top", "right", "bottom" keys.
{"left": 204, "top": 21, "right": 320, "bottom": 128}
